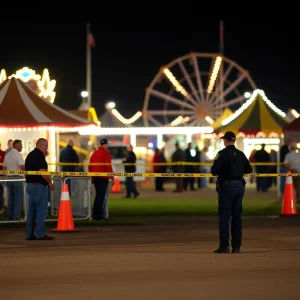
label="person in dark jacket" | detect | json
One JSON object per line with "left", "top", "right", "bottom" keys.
{"left": 171, "top": 142, "right": 185, "bottom": 193}
{"left": 60, "top": 139, "right": 79, "bottom": 194}
{"left": 254, "top": 144, "right": 270, "bottom": 192}
{"left": 211, "top": 131, "right": 252, "bottom": 253}
{"left": 184, "top": 142, "right": 196, "bottom": 191}
{"left": 122, "top": 144, "right": 140, "bottom": 198}
{"left": 59, "top": 139, "right": 79, "bottom": 172}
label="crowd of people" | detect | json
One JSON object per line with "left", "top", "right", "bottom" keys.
{"left": 249, "top": 139, "right": 300, "bottom": 202}
{"left": 0, "top": 135, "right": 299, "bottom": 242}
{"left": 152, "top": 142, "right": 213, "bottom": 193}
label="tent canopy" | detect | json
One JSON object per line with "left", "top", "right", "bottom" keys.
{"left": 212, "top": 108, "right": 233, "bottom": 129}
{"left": 0, "top": 77, "right": 95, "bottom": 128}
{"left": 214, "top": 90, "right": 289, "bottom": 137}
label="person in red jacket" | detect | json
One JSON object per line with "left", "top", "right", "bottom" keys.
{"left": 89, "top": 139, "right": 115, "bottom": 220}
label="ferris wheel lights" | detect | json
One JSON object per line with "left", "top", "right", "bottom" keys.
{"left": 170, "top": 116, "right": 190, "bottom": 126}
{"left": 163, "top": 68, "right": 188, "bottom": 97}
{"left": 207, "top": 56, "right": 222, "bottom": 94}
{"left": 205, "top": 116, "right": 215, "bottom": 124}
{"left": 144, "top": 52, "right": 257, "bottom": 127}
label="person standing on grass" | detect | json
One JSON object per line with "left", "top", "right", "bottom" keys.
{"left": 89, "top": 138, "right": 115, "bottom": 221}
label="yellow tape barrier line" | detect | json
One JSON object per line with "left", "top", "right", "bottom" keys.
{"left": 0, "top": 162, "right": 288, "bottom": 166}
{"left": 0, "top": 170, "right": 299, "bottom": 177}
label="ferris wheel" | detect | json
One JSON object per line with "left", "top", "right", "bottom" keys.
{"left": 143, "top": 52, "right": 257, "bottom": 127}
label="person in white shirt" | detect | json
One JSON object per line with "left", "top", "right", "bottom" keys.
{"left": 284, "top": 143, "right": 300, "bottom": 204}
{"left": 200, "top": 146, "right": 212, "bottom": 188}
{"left": 3, "top": 140, "right": 25, "bottom": 220}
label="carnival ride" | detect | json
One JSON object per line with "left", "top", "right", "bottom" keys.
{"left": 143, "top": 52, "right": 257, "bottom": 127}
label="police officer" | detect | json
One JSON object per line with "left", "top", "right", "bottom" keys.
{"left": 211, "top": 131, "right": 252, "bottom": 253}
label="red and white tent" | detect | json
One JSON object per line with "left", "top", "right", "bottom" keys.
{"left": 0, "top": 77, "right": 95, "bottom": 130}
{"left": 0, "top": 77, "right": 96, "bottom": 165}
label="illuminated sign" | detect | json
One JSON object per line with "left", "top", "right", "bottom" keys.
{"left": 0, "top": 67, "right": 56, "bottom": 103}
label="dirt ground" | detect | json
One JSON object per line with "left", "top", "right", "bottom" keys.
{"left": 1, "top": 216, "right": 300, "bottom": 300}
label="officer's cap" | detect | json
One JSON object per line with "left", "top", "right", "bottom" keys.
{"left": 100, "top": 138, "right": 110, "bottom": 145}
{"left": 220, "top": 131, "right": 236, "bottom": 141}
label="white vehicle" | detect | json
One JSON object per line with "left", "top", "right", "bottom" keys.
{"left": 107, "top": 143, "right": 146, "bottom": 182}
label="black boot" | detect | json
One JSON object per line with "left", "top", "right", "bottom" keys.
{"left": 213, "top": 246, "right": 230, "bottom": 253}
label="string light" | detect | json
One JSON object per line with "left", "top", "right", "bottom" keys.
{"left": 111, "top": 109, "right": 142, "bottom": 125}
{"left": 0, "top": 125, "right": 96, "bottom": 133}
{"left": 0, "top": 69, "right": 7, "bottom": 83}
{"left": 79, "top": 126, "right": 213, "bottom": 136}
{"left": 3, "top": 67, "right": 57, "bottom": 103}
{"left": 222, "top": 89, "right": 286, "bottom": 126}
{"left": 37, "top": 69, "right": 56, "bottom": 103}
{"left": 8, "top": 67, "right": 41, "bottom": 82}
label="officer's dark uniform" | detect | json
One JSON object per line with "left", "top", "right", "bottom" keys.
{"left": 211, "top": 131, "right": 252, "bottom": 253}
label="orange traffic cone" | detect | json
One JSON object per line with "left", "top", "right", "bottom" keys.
{"left": 280, "top": 171, "right": 298, "bottom": 216}
{"left": 53, "top": 184, "right": 79, "bottom": 232}
{"left": 112, "top": 177, "right": 121, "bottom": 193}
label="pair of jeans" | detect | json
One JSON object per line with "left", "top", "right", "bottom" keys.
{"left": 7, "top": 181, "right": 24, "bottom": 220}
{"left": 26, "top": 183, "right": 49, "bottom": 239}
{"left": 125, "top": 177, "right": 138, "bottom": 197}
{"left": 93, "top": 177, "right": 109, "bottom": 220}
{"left": 218, "top": 181, "right": 245, "bottom": 248}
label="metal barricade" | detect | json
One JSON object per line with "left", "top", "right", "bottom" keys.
{"left": 0, "top": 176, "right": 26, "bottom": 223}
{"left": 62, "top": 177, "right": 91, "bottom": 220}
{"left": 50, "top": 177, "right": 64, "bottom": 218}
{"left": 0, "top": 176, "right": 91, "bottom": 223}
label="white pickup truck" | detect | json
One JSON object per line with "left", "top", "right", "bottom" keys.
{"left": 107, "top": 144, "right": 146, "bottom": 183}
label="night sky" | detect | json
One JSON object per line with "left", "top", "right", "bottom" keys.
{"left": 1, "top": 17, "right": 299, "bottom": 120}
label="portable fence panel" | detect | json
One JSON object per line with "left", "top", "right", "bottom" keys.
{"left": 64, "top": 177, "right": 90, "bottom": 219}
{"left": 50, "top": 177, "right": 64, "bottom": 216}
{"left": 0, "top": 176, "right": 26, "bottom": 223}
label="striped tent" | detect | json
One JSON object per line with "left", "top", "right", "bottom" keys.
{"left": 0, "top": 77, "right": 95, "bottom": 129}
{"left": 214, "top": 89, "right": 289, "bottom": 137}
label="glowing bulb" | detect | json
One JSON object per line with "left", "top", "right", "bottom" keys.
{"left": 81, "top": 91, "right": 88, "bottom": 98}
{"left": 106, "top": 102, "right": 116, "bottom": 109}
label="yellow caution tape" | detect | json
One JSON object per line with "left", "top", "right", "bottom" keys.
{"left": 48, "top": 162, "right": 287, "bottom": 166}
{"left": 0, "top": 170, "right": 299, "bottom": 177}
{"left": 0, "top": 162, "right": 287, "bottom": 166}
